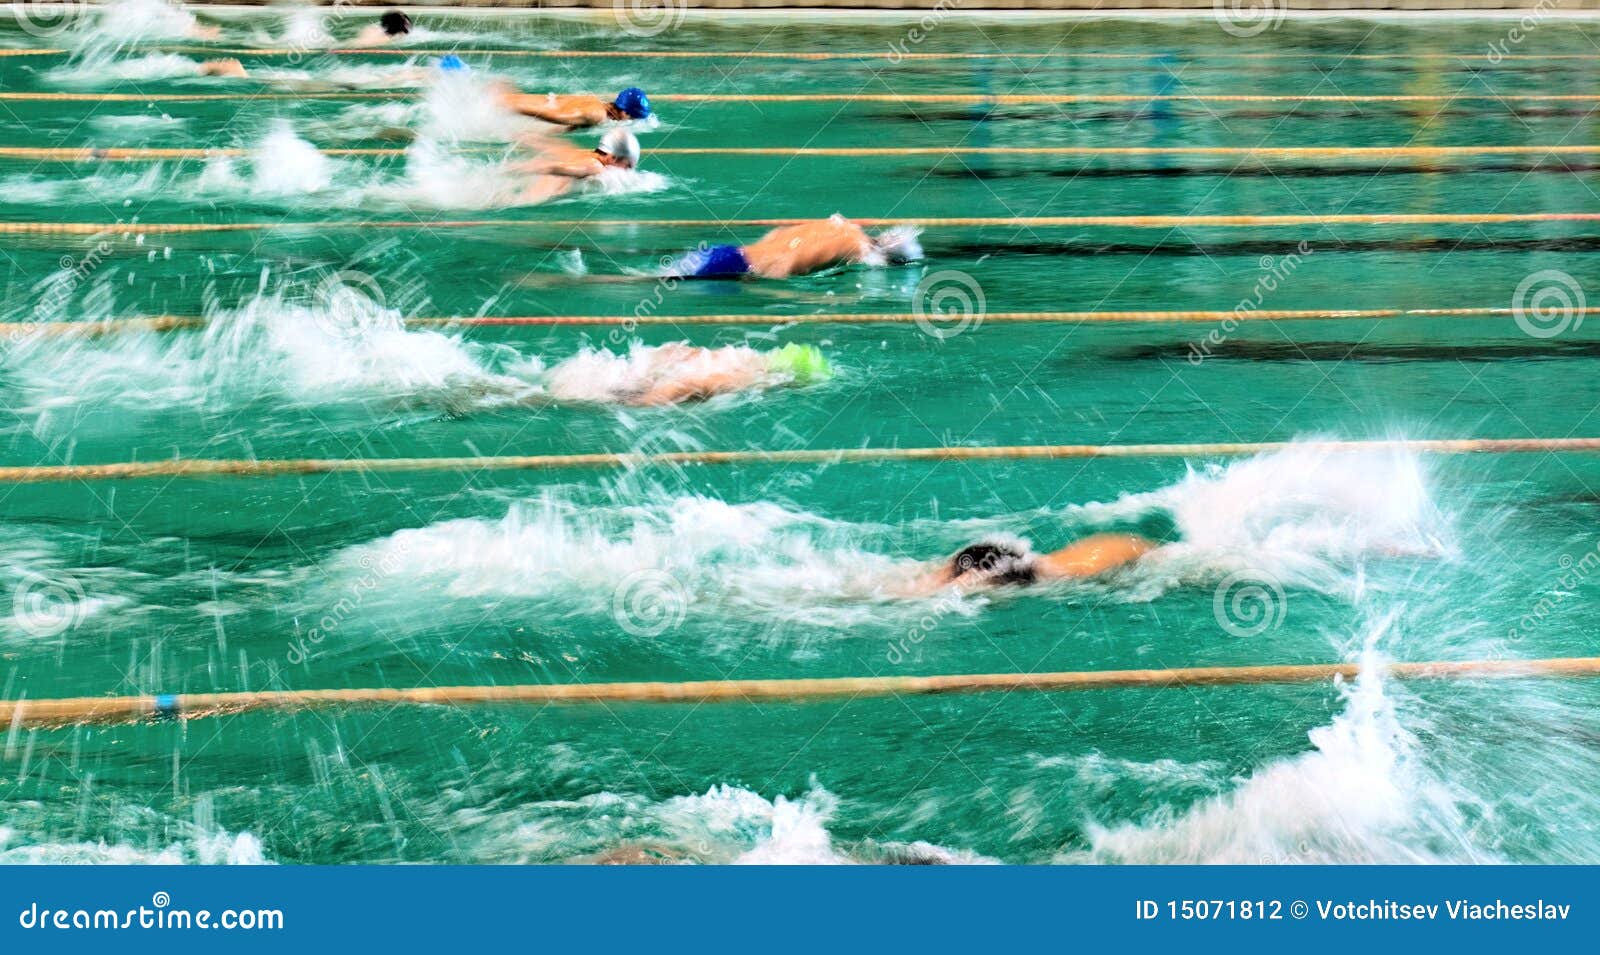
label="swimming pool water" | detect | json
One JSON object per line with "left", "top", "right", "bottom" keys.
{"left": 1, "top": 5, "right": 1599, "bottom": 864}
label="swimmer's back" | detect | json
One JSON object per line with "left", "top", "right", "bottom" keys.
{"left": 743, "top": 218, "right": 873, "bottom": 279}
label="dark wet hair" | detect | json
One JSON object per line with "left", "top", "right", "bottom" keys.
{"left": 380, "top": 11, "right": 412, "bottom": 36}
{"left": 948, "top": 542, "right": 1035, "bottom": 586}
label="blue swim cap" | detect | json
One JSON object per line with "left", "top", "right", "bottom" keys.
{"left": 437, "top": 54, "right": 467, "bottom": 73}
{"left": 615, "top": 86, "right": 651, "bottom": 120}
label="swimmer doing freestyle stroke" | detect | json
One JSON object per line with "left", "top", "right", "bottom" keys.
{"left": 670, "top": 214, "right": 924, "bottom": 280}
{"left": 893, "top": 534, "right": 1159, "bottom": 596}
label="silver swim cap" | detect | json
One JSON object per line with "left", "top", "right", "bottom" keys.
{"left": 598, "top": 128, "right": 641, "bottom": 168}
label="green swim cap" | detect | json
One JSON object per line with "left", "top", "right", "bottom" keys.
{"left": 766, "top": 343, "right": 834, "bottom": 385}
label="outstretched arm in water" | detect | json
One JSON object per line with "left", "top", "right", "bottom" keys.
{"left": 1033, "top": 534, "right": 1157, "bottom": 580}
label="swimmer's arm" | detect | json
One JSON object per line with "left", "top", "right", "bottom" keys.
{"left": 884, "top": 564, "right": 955, "bottom": 598}
{"left": 507, "top": 147, "right": 603, "bottom": 179}
{"left": 500, "top": 93, "right": 606, "bottom": 127}
{"left": 514, "top": 176, "right": 576, "bottom": 206}
{"left": 187, "top": 23, "right": 222, "bottom": 41}
{"left": 541, "top": 156, "right": 605, "bottom": 179}
{"left": 1034, "top": 534, "right": 1156, "bottom": 580}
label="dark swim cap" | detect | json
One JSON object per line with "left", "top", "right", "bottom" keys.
{"left": 614, "top": 87, "right": 651, "bottom": 120}
{"left": 380, "top": 11, "right": 412, "bottom": 36}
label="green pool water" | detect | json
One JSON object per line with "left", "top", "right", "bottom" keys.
{"left": 1, "top": 5, "right": 1600, "bottom": 864}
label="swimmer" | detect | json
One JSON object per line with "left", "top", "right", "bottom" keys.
{"left": 197, "top": 57, "right": 248, "bottom": 78}
{"left": 671, "top": 214, "right": 924, "bottom": 280}
{"left": 897, "top": 534, "right": 1157, "bottom": 596}
{"left": 352, "top": 10, "right": 412, "bottom": 47}
{"left": 497, "top": 85, "right": 652, "bottom": 128}
{"left": 510, "top": 128, "right": 641, "bottom": 204}
{"left": 545, "top": 342, "right": 833, "bottom": 406}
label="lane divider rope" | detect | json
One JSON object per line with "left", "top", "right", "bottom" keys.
{"left": 9, "top": 47, "right": 1600, "bottom": 61}
{"left": 6, "top": 656, "right": 1598, "bottom": 729}
{"left": 0, "top": 307, "right": 1533, "bottom": 338}
{"left": 0, "top": 437, "right": 1596, "bottom": 485}
{"left": 5, "top": 145, "right": 1600, "bottom": 162}
{"left": 9, "top": 91, "right": 1600, "bottom": 104}
{"left": 0, "top": 213, "right": 1594, "bottom": 236}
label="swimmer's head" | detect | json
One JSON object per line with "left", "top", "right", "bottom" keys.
{"left": 380, "top": 10, "right": 412, "bottom": 37}
{"left": 944, "top": 541, "right": 1036, "bottom": 587}
{"left": 597, "top": 128, "right": 641, "bottom": 169}
{"left": 437, "top": 54, "right": 467, "bottom": 74}
{"left": 765, "top": 343, "right": 834, "bottom": 385}
{"left": 614, "top": 87, "right": 652, "bottom": 120}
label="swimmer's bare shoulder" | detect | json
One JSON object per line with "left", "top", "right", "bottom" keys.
{"left": 743, "top": 218, "right": 874, "bottom": 279}
{"left": 1033, "top": 533, "right": 1156, "bottom": 580}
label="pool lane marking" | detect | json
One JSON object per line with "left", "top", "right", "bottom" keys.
{"left": 7, "top": 145, "right": 1600, "bottom": 162}
{"left": 1, "top": 437, "right": 1598, "bottom": 485}
{"left": 0, "top": 213, "right": 1596, "bottom": 235}
{"left": 0, "top": 308, "right": 1536, "bottom": 338}
{"left": 13, "top": 91, "right": 1600, "bottom": 104}
{"left": 0, "top": 213, "right": 1591, "bottom": 236}
{"left": 8, "top": 656, "right": 1600, "bottom": 728}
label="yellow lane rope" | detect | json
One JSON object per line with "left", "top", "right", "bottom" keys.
{"left": 6, "top": 145, "right": 1600, "bottom": 162}
{"left": 0, "top": 437, "right": 1596, "bottom": 486}
{"left": 6, "top": 656, "right": 1598, "bottom": 729}
{"left": 0, "top": 146, "right": 491, "bottom": 160}
{"left": 0, "top": 213, "right": 1593, "bottom": 236}
{"left": 659, "top": 93, "right": 1600, "bottom": 104}
{"left": 10, "top": 47, "right": 1600, "bottom": 61}
{"left": 0, "top": 308, "right": 1531, "bottom": 339}
{"left": 0, "top": 91, "right": 404, "bottom": 102}
{"left": 10, "top": 91, "right": 1600, "bottom": 104}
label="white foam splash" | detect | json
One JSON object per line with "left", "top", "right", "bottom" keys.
{"left": 46, "top": 52, "right": 206, "bottom": 84}
{"left": 575, "top": 166, "right": 673, "bottom": 199}
{"left": 89, "top": 0, "right": 205, "bottom": 42}
{"left": 342, "top": 491, "right": 913, "bottom": 632}
{"left": 252, "top": 122, "right": 335, "bottom": 195}
{"left": 418, "top": 74, "right": 531, "bottom": 143}
{"left": 0, "top": 533, "right": 133, "bottom": 644}
{"left": 2, "top": 279, "right": 537, "bottom": 416}
{"left": 1074, "top": 623, "right": 1477, "bottom": 864}
{"left": 0, "top": 805, "right": 270, "bottom": 865}
{"left": 274, "top": 8, "right": 334, "bottom": 50}
{"left": 1061, "top": 441, "right": 1455, "bottom": 600}
{"left": 664, "top": 785, "right": 851, "bottom": 865}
